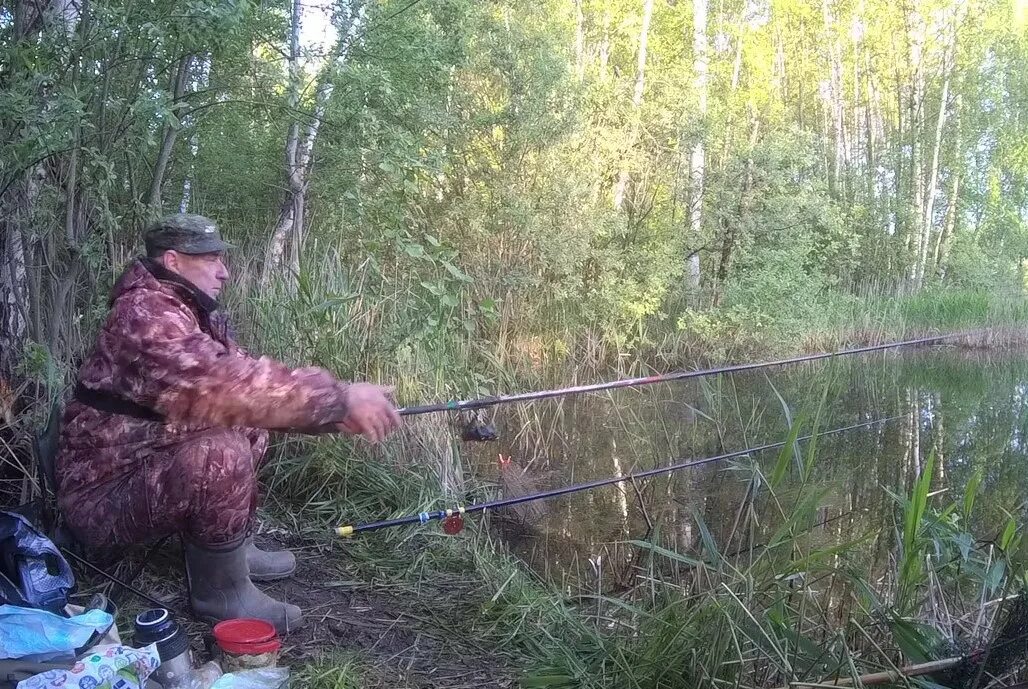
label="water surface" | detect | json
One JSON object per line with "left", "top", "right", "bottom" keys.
{"left": 466, "top": 348, "right": 1028, "bottom": 586}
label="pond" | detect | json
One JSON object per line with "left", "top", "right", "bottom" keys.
{"left": 465, "top": 346, "right": 1028, "bottom": 588}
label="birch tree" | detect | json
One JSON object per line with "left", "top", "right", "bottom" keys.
{"left": 612, "top": 0, "right": 655, "bottom": 211}
{"left": 686, "top": 0, "right": 708, "bottom": 291}
{"left": 266, "top": 0, "right": 366, "bottom": 283}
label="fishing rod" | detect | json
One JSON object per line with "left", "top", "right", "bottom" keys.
{"left": 398, "top": 330, "right": 983, "bottom": 417}
{"left": 335, "top": 414, "right": 901, "bottom": 537}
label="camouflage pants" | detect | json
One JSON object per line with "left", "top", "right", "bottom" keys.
{"left": 64, "top": 428, "right": 269, "bottom": 548}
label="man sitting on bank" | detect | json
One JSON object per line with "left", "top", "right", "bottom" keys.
{"left": 56, "top": 214, "right": 401, "bottom": 633}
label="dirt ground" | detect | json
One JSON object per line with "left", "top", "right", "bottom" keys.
{"left": 76, "top": 528, "right": 517, "bottom": 689}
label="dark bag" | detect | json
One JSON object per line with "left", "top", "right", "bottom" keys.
{"left": 0, "top": 510, "right": 74, "bottom": 613}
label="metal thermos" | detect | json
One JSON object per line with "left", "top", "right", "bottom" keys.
{"left": 134, "top": 608, "right": 196, "bottom": 689}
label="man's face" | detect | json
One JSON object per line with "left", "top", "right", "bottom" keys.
{"left": 161, "top": 250, "right": 230, "bottom": 299}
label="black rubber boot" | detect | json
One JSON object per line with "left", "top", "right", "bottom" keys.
{"left": 245, "top": 537, "right": 296, "bottom": 582}
{"left": 184, "top": 537, "right": 303, "bottom": 634}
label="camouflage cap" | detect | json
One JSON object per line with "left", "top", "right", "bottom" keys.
{"left": 144, "top": 214, "right": 235, "bottom": 255}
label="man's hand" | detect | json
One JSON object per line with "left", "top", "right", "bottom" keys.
{"left": 337, "top": 383, "right": 401, "bottom": 443}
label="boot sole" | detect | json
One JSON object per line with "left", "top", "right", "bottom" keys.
{"left": 249, "top": 567, "right": 296, "bottom": 582}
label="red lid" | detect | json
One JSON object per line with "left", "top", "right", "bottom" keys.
{"left": 213, "top": 619, "right": 278, "bottom": 652}
{"left": 217, "top": 637, "right": 282, "bottom": 655}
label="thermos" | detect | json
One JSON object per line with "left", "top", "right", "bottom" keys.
{"left": 133, "top": 609, "right": 196, "bottom": 689}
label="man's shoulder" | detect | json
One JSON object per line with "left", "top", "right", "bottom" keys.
{"left": 107, "top": 285, "right": 201, "bottom": 335}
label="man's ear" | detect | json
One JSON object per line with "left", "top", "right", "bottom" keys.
{"left": 161, "top": 250, "right": 180, "bottom": 272}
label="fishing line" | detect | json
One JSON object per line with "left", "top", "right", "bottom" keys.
{"left": 335, "top": 414, "right": 902, "bottom": 537}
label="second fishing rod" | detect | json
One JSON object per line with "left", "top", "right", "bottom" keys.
{"left": 335, "top": 414, "right": 902, "bottom": 537}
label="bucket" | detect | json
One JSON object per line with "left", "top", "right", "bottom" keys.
{"left": 212, "top": 618, "right": 282, "bottom": 672}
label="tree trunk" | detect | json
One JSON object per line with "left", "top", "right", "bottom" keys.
{"left": 906, "top": 9, "right": 926, "bottom": 289}
{"left": 180, "top": 54, "right": 211, "bottom": 213}
{"left": 915, "top": 43, "right": 953, "bottom": 289}
{"left": 0, "top": 0, "right": 82, "bottom": 377}
{"left": 0, "top": 222, "right": 30, "bottom": 376}
{"left": 148, "top": 55, "right": 193, "bottom": 214}
{"left": 613, "top": 0, "right": 654, "bottom": 211}
{"left": 822, "top": 0, "right": 845, "bottom": 198}
{"left": 267, "top": 0, "right": 306, "bottom": 279}
{"left": 934, "top": 95, "right": 962, "bottom": 281}
{"left": 686, "top": 0, "right": 707, "bottom": 291}
{"left": 267, "top": 0, "right": 366, "bottom": 282}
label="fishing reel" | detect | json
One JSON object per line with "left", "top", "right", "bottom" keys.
{"left": 459, "top": 410, "right": 498, "bottom": 442}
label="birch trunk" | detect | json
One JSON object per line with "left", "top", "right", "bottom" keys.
{"left": 1, "top": 0, "right": 82, "bottom": 377}
{"left": 686, "top": 0, "right": 708, "bottom": 290}
{"left": 915, "top": 42, "right": 953, "bottom": 289}
{"left": 266, "top": 0, "right": 304, "bottom": 277}
{"left": 822, "top": 0, "right": 845, "bottom": 198}
{"left": 934, "top": 95, "right": 962, "bottom": 280}
{"left": 267, "top": 1, "right": 365, "bottom": 282}
{"left": 906, "top": 9, "right": 926, "bottom": 289}
{"left": 148, "top": 55, "right": 193, "bottom": 213}
{"left": 613, "top": 0, "right": 654, "bottom": 211}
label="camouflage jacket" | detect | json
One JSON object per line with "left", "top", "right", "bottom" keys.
{"left": 57, "top": 259, "right": 350, "bottom": 500}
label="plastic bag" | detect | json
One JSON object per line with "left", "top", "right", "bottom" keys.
{"left": 0, "top": 605, "right": 114, "bottom": 661}
{"left": 15, "top": 643, "right": 159, "bottom": 689}
{"left": 0, "top": 511, "right": 74, "bottom": 612}
{"left": 210, "top": 667, "right": 289, "bottom": 689}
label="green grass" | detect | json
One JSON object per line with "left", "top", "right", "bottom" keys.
{"left": 293, "top": 655, "right": 370, "bottom": 688}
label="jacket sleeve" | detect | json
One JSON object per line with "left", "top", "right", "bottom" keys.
{"left": 102, "top": 291, "right": 350, "bottom": 431}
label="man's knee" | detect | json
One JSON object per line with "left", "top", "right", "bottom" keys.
{"left": 197, "top": 429, "right": 255, "bottom": 479}
{"left": 187, "top": 429, "right": 258, "bottom": 546}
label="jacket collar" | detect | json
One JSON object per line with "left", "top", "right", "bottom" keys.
{"left": 139, "top": 257, "right": 220, "bottom": 316}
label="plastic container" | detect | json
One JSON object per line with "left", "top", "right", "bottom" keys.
{"left": 212, "top": 619, "right": 282, "bottom": 672}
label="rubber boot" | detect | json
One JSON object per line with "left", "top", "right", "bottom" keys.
{"left": 245, "top": 537, "right": 296, "bottom": 582}
{"left": 184, "top": 537, "right": 303, "bottom": 634}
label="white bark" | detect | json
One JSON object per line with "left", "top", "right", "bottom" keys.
{"left": 916, "top": 22, "right": 958, "bottom": 288}
{"left": 0, "top": 225, "right": 29, "bottom": 374}
{"left": 613, "top": 0, "right": 655, "bottom": 211}
{"left": 935, "top": 95, "right": 962, "bottom": 280}
{"left": 149, "top": 55, "right": 193, "bottom": 213}
{"left": 266, "top": 0, "right": 305, "bottom": 275}
{"left": 1, "top": 0, "right": 81, "bottom": 375}
{"left": 268, "top": 0, "right": 365, "bottom": 280}
{"left": 906, "top": 8, "right": 926, "bottom": 288}
{"left": 822, "top": 0, "right": 846, "bottom": 196}
{"left": 916, "top": 65, "right": 950, "bottom": 288}
{"left": 687, "top": 0, "right": 708, "bottom": 290}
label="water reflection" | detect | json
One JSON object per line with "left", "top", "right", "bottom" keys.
{"left": 467, "top": 349, "right": 1028, "bottom": 586}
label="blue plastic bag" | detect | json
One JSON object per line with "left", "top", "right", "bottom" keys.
{"left": 0, "top": 604, "right": 114, "bottom": 661}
